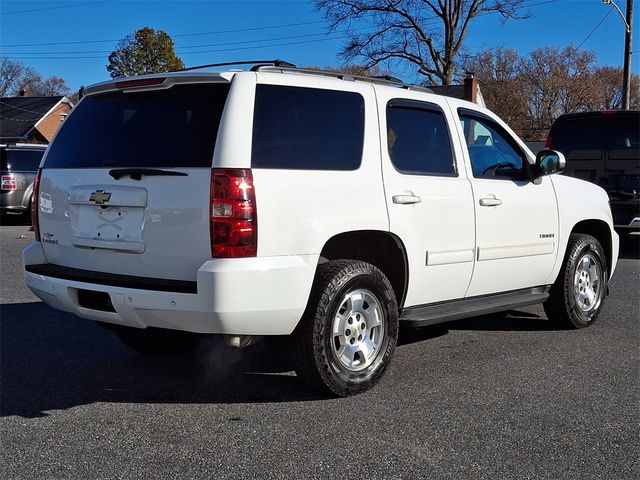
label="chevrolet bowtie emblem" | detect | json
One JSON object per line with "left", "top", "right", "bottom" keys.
{"left": 89, "top": 190, "right": 112, "bottom": 204}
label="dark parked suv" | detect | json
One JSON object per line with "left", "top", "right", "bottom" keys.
{"left": 0, "top": 144, "right": 46, "bottom": 218}
{"left": 546, "top": 110, "right": 640, "bottom": 234}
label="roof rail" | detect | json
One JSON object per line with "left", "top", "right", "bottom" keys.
{"left": 175, "top": 59, "right": 295, "bottom": 73}
{"left": 174, "top": 60, "right": 432, "bottom": 93}
{"left": 253, "top": 64, "right": 433, "bottom": 94}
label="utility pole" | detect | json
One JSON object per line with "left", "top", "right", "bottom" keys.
{"left": 603, "top": 0, "right": 633, "bottom": 109}
{"left": 622, "top": 0, "right": 633, "bottom": 109}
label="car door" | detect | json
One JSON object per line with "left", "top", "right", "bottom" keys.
{"left": 378, "top": 91, "right": 475, "bottom": 307}
{"left": 455, "top": 108, "right": 559, "bottom": 297}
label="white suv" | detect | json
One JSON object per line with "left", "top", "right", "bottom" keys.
{"left": 23, "top": 62, "right": 619, "bottom": 396}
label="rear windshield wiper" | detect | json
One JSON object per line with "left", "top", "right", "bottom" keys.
{"left": 109, "top": 168, "right": 188, "bottom": 181}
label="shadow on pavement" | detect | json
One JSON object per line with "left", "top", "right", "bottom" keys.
{"left": 0, "top": 213, "right": 31, "bottom": 227}
{"left": 1, "top": 301, "right": 560, "bottom": 418}
{"left": 446, "top": 309, "right": 564, "bottom": 332}
{"left": 0, "top": 302, "right": 323, "bottom": 418}
{"left": 619, "top": 235, "right": 640, "bottom": 260}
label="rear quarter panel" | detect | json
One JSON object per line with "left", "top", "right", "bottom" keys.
{"left": 215, "top": 72, "right": 388, "bottom": 257}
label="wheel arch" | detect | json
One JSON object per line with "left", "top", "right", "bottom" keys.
{"left": 570, "top": 219, "right": 613, "bottom": 275}
{"left": 318, "top": 230, "right": 409, "bottom": 309}
{"left": 22, "top": 182, "right": 34, "bottom": 209}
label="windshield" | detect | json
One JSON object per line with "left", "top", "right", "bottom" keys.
{"left": 44, "top": 83, "right": 230, "bottom": 169}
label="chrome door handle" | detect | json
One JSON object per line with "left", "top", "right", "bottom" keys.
{"left": 479, "top": 197, "right": 502, "bottom": 207}
{"left": 393, "top": 194, "right": 421, "bottom": 205}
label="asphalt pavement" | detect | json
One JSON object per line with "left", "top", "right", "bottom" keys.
{"left": 1, "top": 220, "right": 638, "bottom": 479}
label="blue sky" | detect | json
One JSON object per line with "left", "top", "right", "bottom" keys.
{"left": 1, "top": 0, "right": 638, "bottom": 91}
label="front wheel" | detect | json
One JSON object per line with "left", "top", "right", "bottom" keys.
{"left": 544, "top": 234, "right": 608, "bottom": 328}
{"left": 292, "top": 260, "right": 399, "bottom": 397}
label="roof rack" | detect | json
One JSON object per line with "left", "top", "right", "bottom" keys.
{"left": 175, "top": 60, "right": 432, "bottom": 93}
{"left": 174, "top": 59, "right": 295, "bottom": 73}
{"left": 253, "top": 64, "right": 433, "bottom": 94}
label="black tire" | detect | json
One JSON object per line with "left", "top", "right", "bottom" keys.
{"left": 292, "top": 260, "right": 399, "bottom": 397}
{"left": 24, "top": 200, "right": 32, "bottom": 225}
{"left": 110, "top": 325, "right": 199, "bottom": 355}
{"left": 544, "top": 234, "right": 608, "bottom": 328}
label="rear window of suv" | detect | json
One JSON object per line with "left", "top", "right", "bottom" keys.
{"left": 550, "top": 114, "right": 640, "bottom": 158}
{"left": 1, "top": 149, "right": 44, "bottom": 171}
{"left": 44, "top": 83, "right": 230, "bottom": 168}
{"left": 251, "top": 84, "right": 365, "bottom": 170}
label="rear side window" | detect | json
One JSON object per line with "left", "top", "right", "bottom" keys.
{"left": 550, "top": 114, "right": 640, "bottom": 159}
{"left": 1, "top": 149, "right": 44, "bottom": 171}
{"left": 44, "top": 83, "right": 230, "bottom": 168}
{"left": 386, "top": 102, "right": 455, "bottom": 176}
{"left": 551, "top": 118, "right": 606, "bottom": 160}
{"left": 609, "top": 115, "right": 640, "bottom": 151}
{"left": 252, "top": 85, "right": 364, "bottom": 170}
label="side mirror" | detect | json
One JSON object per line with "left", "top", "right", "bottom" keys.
{"left": 535, "top": 149, "right": 566, "bottom": 176}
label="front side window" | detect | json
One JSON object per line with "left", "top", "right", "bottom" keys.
{"left": 386, "top": 103, "right": 456, "bottom": 176}
{"left": 459, "top": 112, "right": 525, "bottom": 179}
{"left": 252, "top": 85, "right": 364, "bottom": 170}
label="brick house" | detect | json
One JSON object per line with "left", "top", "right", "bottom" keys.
{"left": 0, "top": 95, "right": 74, "bottom": 144}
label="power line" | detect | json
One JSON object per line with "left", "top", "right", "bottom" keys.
{"left": 1, "top": 0, "right": 556, "bottom": 49}
{"left": 0, "top": 0, "right": 566, "bottom": 63}
{"left": 0, "top": 100, "right": 52, "bottom": 116}
{"left": 2, "top": 28, "right": 380, "bottom": 56}
{"left": 0, "top": 20, "right": 327, "bottom": 48}
{"left": 3, "top": 34, "right": 352, "bottom": 60}
{"left": 171, "top": 20, "right": 326, "bottom": 38}
{"left": 0, "top": 115, "right": 43, "bottom": 122}
{"left": 574, "top": 7, "right": 613, "bottom": 51}
{"left": 0, "top": 0, "right": 110, "bottom": 16}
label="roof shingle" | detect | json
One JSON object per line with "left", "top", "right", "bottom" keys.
{"left": 0, "top": 96, "right": 63, "bottom": 140}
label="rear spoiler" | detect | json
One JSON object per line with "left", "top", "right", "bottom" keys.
{"left": 84, "top": 72, "right": 233, "bottom": 96}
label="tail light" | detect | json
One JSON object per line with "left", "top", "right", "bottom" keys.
{"left": 1, "top": 174, "right": 16, "bottom": 190}
{"left": 31, "top": 168, "right": 41, "bottom": 241}
{"left": 210, "top": 169, "right": 257, "bottom": 258}
{"left": 544, "top": 135, "right": 552, "bottom": 148}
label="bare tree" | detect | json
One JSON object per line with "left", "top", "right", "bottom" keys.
{"left": 1, "top": 57, "right": 72, "bottom": 97}
{"left": 463, "top": 48, "right": 528, "bottom": 130}
{"left": 23, "top": 75, "right": 72, "bottom": 97}
{"left": 590, "top": 67, "right": 640, "bottom": 110}
{"left": 519, "top": 45, "right": 596, "bottom": 139}
{"left": 302, "top": 63, "right": 390, "bottom": 76}
{"left": 0, "top": 57, "right": 38, "bottom": 96}
{"left": 316, "top": 0, "right": 524, "bottom": 85}
{"left": 464, "top": 46, "right": 638, "bottom": 141}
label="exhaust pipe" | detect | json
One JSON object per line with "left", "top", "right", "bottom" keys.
{"left": 224, "top": 335, "right": 262, "bottom": 349}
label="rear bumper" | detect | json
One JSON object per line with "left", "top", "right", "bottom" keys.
{"left": 614, "top": 216, "right": 640, "bottom": 235}
{"left": 22, "top": 241, "right": 318, "bottom": 335}
{"left": 611, "top": 199, "right": 639, "bottom": 234}
{"left": 0, "top": 188, "right": 29, "bottom": 210}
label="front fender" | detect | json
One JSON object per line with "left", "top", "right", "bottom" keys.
{"left": 546, "top": 175, "right": 618, "bottom": 283}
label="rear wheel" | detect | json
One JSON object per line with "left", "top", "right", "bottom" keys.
{"left": 292, "top": 260, "right": 398, "bottom": 397}
{"left": 24, "top": 200, "right": 32, "bottom": 225}
{"left": 544, "top": 234, "right": 608, "bottom": 328}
